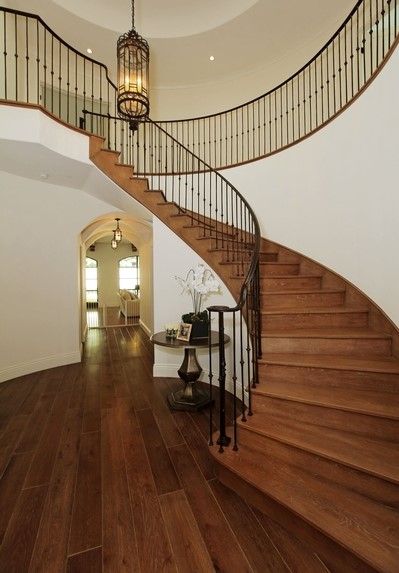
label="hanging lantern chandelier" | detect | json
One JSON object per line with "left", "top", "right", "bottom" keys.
{"left": 114, "top": 218, "right": 122, "bottom": 242}
{"left": 117, "top": 0, "right": 150, "bottom": 127}
{"left": 111, "top": 218, "right": 122, "bottom": 249}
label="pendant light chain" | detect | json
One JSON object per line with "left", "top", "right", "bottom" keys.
{"left": 131, "top": 0, "right": 135, "bottom": 30}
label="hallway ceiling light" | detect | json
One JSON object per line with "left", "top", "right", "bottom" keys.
{"left": 117, "top": 0, "right": 150, "bottom": 128}
{"left": 111, "top": 217, "right": 122, "bottom": 249}
{"left": 114, "top": 218, "right": 122, "bottom": 242}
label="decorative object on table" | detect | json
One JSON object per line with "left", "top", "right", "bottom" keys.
{"left": 175, "top": 264, "right": 220, "bottom": 339}
{"left": 176, "top": 323, "right": 192, "bottom": 342}
{"left": 164, "top": 323, "right": 179, "bottom": 338}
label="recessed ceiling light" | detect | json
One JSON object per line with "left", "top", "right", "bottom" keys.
{"left": 87, "top": 48, "right": 93, "bottom": 54}
{"left": 209, "top": 55, "right": 215, "bottom": 61}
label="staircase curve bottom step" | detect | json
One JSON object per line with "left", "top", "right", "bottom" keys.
{"left": 211, "top": 431, "right": 399, "bottom": 573}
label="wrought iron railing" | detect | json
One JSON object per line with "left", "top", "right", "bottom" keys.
{"left": 133, "top": 119, "right": 261, "bottom": 450}
{"left": 152, "top": 0, "right": 399, "bottom": 169}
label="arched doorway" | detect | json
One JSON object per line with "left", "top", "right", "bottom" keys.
{"left": 80, "top": 213, "right": 153, "bottom": 334}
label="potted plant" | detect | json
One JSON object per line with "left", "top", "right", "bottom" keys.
{"left": 175, "top": 264, "right": 220, "bottom": 339}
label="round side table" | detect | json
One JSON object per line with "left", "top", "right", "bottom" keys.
{"left": 151, "top": 331, "right": 230, "bottom": 412}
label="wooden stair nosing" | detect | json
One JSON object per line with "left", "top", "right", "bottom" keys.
{"left": 213, "top": 437, "right": 399, "bottom": 573}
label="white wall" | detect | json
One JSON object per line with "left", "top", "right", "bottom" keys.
{"left": 138, "top": 238, "right": 153, "bottom": 336}
{"left": 152, "top": 218, "right": 236, "bottom": 380}
{"left": 0, "top": 106, "right": 155, "bottom": 382}
{"left": 225, "top": 48, "right": 399, "bottom": 329}
{"left": 0, "top": 170, "right": 120, "bottom": 382}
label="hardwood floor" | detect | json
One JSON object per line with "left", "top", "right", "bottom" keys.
{"left": 0, "top": 326, "right": 330, "bottom": 573}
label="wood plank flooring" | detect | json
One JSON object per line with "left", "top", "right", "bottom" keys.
{"left": 0, "top": 326, "right": 330, "bottom": 573}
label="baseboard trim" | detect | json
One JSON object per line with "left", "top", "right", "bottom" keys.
{"left": 0, "top": 351, "right": 81, "bottom": 384}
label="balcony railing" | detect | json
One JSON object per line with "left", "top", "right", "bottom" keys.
{"left": 152, "top": 0, "right": 399, "bottom": 169}
{"left": 1, "top": 1, "right": 398, "bottom": 171}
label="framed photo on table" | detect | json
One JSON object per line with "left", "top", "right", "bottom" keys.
{"left": 176, "top": 323, "right": 192, "bottom": 341}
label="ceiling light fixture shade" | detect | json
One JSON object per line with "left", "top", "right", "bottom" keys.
{"left": 114, "top": 218, "right": 122, "bottom": 242}
{"left": 111, "top": 235, "right": 118, "bottom": 250}
{"left": 117, "top": 0, "right": 149, "bottom": 125}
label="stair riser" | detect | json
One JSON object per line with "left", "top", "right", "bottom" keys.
{"left": 258, "top": 363, "right": 399, "bottom": 392}
{"left": 250, "top": 395, "right": 399, "bottom": 442}
{"left": 259, "top": 252, "right": 278, "bottom": 262}
{"left": 206, "top": 237, "right": 253, "bottom": 252}
{"left": 264, "top": 311, "right": 369, "bottom": 329}
{"left": 219, "top": 254, "right": 251, "bottom": 266}
{"left": 261, "top": 277, "right": 322, "bottom": 290}
{"left": 260, "top": 263, "right": 300, "bottom": 276}
{"left": 263, "top": 336, "right": 392, "bottom": 356}
{"left": 261, "top": 291, "right": 345, "bottom": 310}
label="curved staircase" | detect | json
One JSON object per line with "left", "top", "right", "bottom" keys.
{"left": 214, "top": 241, "right": 399, "bottom": 573}
{"left": 89, "top": 135, "right": 399, "bottom": 573}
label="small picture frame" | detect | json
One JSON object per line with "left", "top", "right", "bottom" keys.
{"left": 176, "top": 323, "right": 192, "bottom": 341}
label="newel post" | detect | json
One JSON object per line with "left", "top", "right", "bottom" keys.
{"left": 213, "top": 307, "right": 231, "bottom": 451}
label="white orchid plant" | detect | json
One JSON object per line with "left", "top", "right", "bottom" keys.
{"left": 175, "top": 264, "right": 220, "bottom": 322}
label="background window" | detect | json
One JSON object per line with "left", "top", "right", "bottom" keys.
{"left": 119, "top": 256, "right": 140, "bottom": 295}
{"left": 86, "top": 257, "right": 98, "bottom": 303}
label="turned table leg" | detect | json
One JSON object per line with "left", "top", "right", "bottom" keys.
{"left": 167, "top": 348, "right": 213, "bottom": 412}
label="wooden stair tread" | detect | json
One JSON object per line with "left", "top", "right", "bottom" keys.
{"left": 262, "top": 288, "right": 345, "bottom": 294}
{"left": 260, "top": 353, "right": 399, "bottom": 373}
{"left": 240, "top": 414, "right": 399, "bottom": 483}
{"left": 254, "top": 380, "right": 399, "bottom": 419}
{"left": 214, "top": 441, "right": 399, "bottom": 573}
{"left": 263, "top": 327, "right": 391, "bottom": 339}
{"left": 262, "top": 306, "right": 368, "bottom": 316}
{"left": 260, "top": 274, "right": 321, "bottom": 279}
{"left": 259, "top": 261, "right": 298, "bottom": 265}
